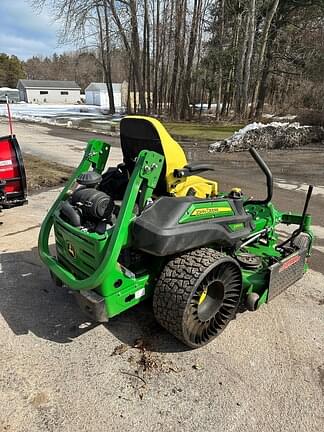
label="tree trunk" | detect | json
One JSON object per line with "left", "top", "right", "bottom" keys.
{"left": 179, "top": 0, "right": 202, "bottom": 120}
{"left": 153, "top": 0, "right": 160, "bottom": 113}
{"left": 165, "top": 0, "right": 174, "bottom": 113}
{"left": 107, "top": 0, "right": 146, "bottom": 113}
{"left": 103, "top": 4, "right": 115, "bottom": 113}
{"left": 175, "top": 0, "right": 187, "bottom": 119}
{"left": 241, "top": 0, "right": 256, "bottom": 118}
{"left": 169, "top": 0, "right": 185, "bottom": 119}
{"left": 192, "top": 0, "right": 206, "bottom": 117}
{"left": 127, "top": 61, "right": 132, "bottom": 113}
{"left": 250, "top": 0, "right": 280, "bottom": 118}
{"left": 255, "top": 31, "right": 276, "bottom": 119}
{"left": 199, "top": 73, "right": 207, "bottom": 120}
{"left": 96, "top": 5, "right": 115, "bottom": 114}
{"left": 216, "top": 0, "right": 225, "bottom": 120}
{"left": 221, "top": 67, "right": 233, "bottom": 116}
{"left": 234, "top": 10, "right": 248, "bottom": 117}
{"left": 229, "top": 8, "right": 243, "bottom": 113}
{"left": 143, "top": 1, "right": 147, "bottom": 108}
{"left": 129, "top": 1, "right": 146, "bottom": 113}
{"left": 133, "top": 66, "right": 137, "bottom": 114}
{"left": 145, "top": 0, "right": 151, "bottom": 112}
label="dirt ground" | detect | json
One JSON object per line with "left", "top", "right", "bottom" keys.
{"left": 0, "top": 120, "right": 323, "bottom": 432}
{"left": 24, "top": 155, "right": 73, "bottom": 191}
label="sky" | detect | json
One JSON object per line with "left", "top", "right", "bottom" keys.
{"left": 0, "top": 0, "right": 71, "bottom": 60}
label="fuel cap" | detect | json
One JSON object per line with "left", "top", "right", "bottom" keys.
{"left": 77, "top": 171, "right": 102, "bottom": 187}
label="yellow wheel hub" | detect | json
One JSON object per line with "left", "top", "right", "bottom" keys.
{"left": 198, "top": 289, "right": 208, "bottom": 305}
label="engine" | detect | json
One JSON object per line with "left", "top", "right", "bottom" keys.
{"left": 59, "top": 171, "right": 115, "bottom": 234}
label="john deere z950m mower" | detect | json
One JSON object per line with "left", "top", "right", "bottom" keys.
{"left": 38, "top": 116, "right": 314, "bottom": 348}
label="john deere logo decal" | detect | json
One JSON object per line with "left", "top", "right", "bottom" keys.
{"left": 191, "top": 207, "right": 232, "bottom": 216}
{"left": 179, "top": 201, "right": 234, "bottom": 224}
{"left": 67, "top": 242, "right": 76, "bottom": 258}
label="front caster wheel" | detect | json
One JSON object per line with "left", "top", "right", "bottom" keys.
{"left": 153, "top": 248, "right": 242, "bottom": 348}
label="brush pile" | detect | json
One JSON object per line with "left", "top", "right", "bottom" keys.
{"left": 209, "top": 122, "right": 324, "bottom": 152}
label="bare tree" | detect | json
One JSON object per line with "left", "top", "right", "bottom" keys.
{"left": 96, "top": 4, "right": 115, "bottom": 113}
{"left": 250, "top": 0, "right": 280, "bottom": 118}
{"left": 107, "top": 0, "right": 146, "bottom": 112}
{"left": 241, "top": 0, "right": 256, "bottom": 118}
{"left": 180, "top": 0, "right": 203, "bottom": 120}
{"left": 29, "top": 0, "right": 324, "bottom": 120}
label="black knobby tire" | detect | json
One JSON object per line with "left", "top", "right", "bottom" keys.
{"left": 153, "top": 248, "right": 242, "bottom": 348}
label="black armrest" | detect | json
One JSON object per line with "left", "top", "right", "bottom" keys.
{"left": 173, "top": 163, "right": 215, "bottom": 178}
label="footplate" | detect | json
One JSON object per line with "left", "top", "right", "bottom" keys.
{"left": 268, "top": 248, "right": 308, "bottom": 301}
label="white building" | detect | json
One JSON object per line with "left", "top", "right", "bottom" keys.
{"left": 17, "top": 80, "right": 81, "bottom": 104}
{"left": 85, "top": 82, "right": 127, "bottom": 110}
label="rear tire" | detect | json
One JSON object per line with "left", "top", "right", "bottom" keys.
{"left": 153, "top": 248, "right": 242, "bottom": 348}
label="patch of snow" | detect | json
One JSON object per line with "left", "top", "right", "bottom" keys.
{"left": 274, "top": 115, "right": 297, "bottom": 121}
{"left": 275, "top": 178, "right": 324, "bottom": 198}
{"left": 0, "top": 103, "right": 124, "bottom": 133}
{"left": 0, "top": 87, "right": 18, "bottom": 92}
{"left": 0, "top": 103, "right": 103, "bottom": 120}
{"left": 192, "top": 103, "right": 223, "bottom": 112}
{"left": 262, "top": 114, "right": 297, "bottom": 121}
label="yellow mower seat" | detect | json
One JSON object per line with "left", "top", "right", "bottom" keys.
{"left": 120, "top": 116, "right": 218, "bottom": 199}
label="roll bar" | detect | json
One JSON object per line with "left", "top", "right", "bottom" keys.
{"left": 245, "top": 147, "right": 273, "bottom": 206}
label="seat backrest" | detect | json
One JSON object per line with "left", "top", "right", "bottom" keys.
{"left": 120, "top": 116, "right": 187, "bottom": 194}
{"left": 120, "top": 116, "right": 218, "bottom": 198}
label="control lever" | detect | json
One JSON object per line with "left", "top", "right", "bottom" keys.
{"left": 278, "top": 185, "right": 313, "bottom": 249}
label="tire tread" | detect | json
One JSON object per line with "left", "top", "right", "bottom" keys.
{"left": 153, "top": 248, "right": 232, "bottom": 347}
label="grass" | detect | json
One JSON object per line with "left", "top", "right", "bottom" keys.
{"left": 164, "top": 121, "right": 245, "bottom": 141}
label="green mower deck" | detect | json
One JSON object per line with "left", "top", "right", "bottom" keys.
{"left": 38, "top": 116, "right": 314, "bottom": 348}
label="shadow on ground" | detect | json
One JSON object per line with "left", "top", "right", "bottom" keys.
{"left": 0, "top": 247, "right": 186, "bottom": 353}
{"left": 2, "top": 239, "right": 322, "bottom": 351}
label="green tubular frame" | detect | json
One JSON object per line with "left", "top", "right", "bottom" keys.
{"left": 38, "top": 139, "right": 164, "bottom": 317}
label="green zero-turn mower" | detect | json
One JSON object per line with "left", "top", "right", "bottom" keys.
{"left": 38, "top": 116, "right": 314, "bottom": 348}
